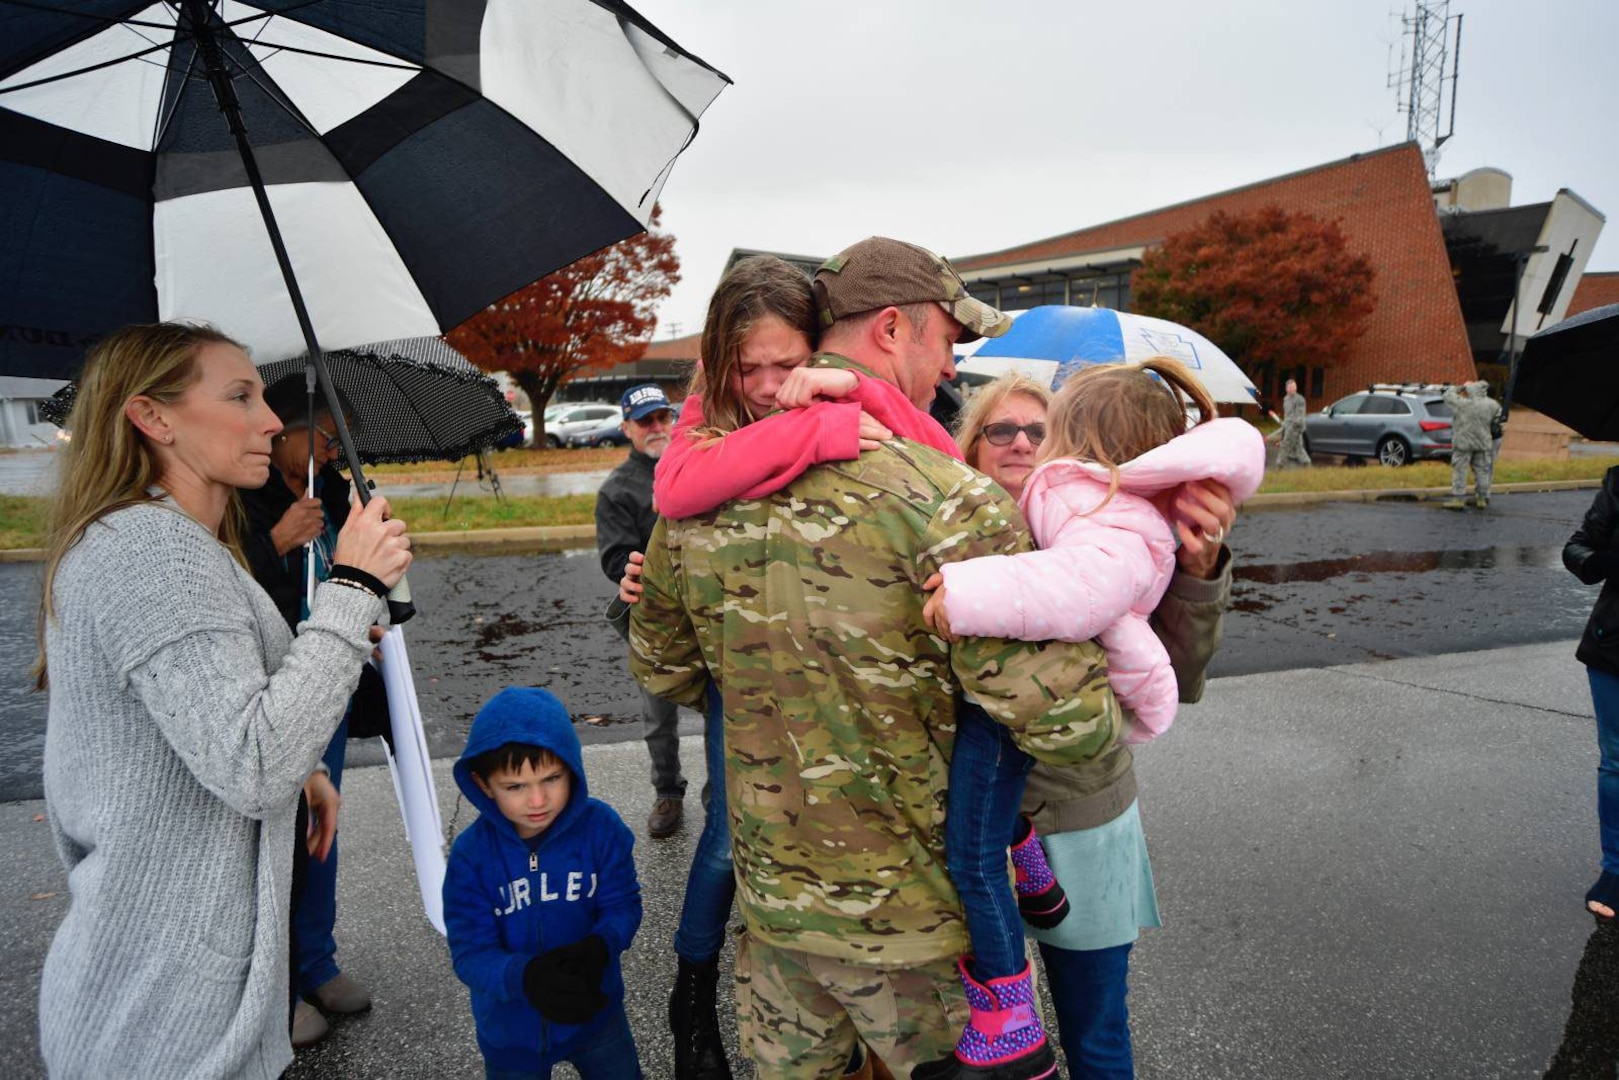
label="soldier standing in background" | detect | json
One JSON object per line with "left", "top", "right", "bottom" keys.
{"left": 1444, "top": 380, "right": 1503, "bottom": 510}
{"left": 595, "top": 383, "right": 686, "bottom": 837}
{"left": 630, "top": 238, "right": 1122, "bottom": 1077}
{"left": 1274, "top": 377, "right": 1312, "bottom": 469}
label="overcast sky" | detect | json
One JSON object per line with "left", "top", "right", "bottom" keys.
{"left": 631, "top": 0, "right": 1618, "bottom": 340}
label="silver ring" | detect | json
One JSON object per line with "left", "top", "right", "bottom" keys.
{"left": 1201, "top": 526, "right": 1226, "bottom": 545}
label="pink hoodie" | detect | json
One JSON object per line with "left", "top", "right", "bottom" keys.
{"left": 938, "top": 418, "right": 1266, "bottom": 744}
{"left": 652, "top": 365, "right": 963, "bottom": 520}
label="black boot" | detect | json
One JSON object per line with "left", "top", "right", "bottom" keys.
{"left": 670, "top": 956, "right": 732, "bottom": 1080}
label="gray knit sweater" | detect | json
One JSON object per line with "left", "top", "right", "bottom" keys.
{"left": 39, "top": 501, "right": 383, "bottom": 1079}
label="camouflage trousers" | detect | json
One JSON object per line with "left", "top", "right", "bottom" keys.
{"left": 1451, "top": 449, "right": 1494, "bottom": 499}
{"left": 1276, "top": 422, "right": 1311, "bottom": 468}
{"left": 734, "top": 932, "right": 969, "bottom": 1079}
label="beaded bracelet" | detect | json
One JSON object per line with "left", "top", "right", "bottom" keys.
{"left": 327, "top": 564, "right": 388, "bottom": 599}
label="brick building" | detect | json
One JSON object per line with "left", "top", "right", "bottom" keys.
{"left": 951, "top": 143, "right": 1603, "bottom": 409}
{"left": 1567, "top": 271, "right": 1619, "bottom": 317}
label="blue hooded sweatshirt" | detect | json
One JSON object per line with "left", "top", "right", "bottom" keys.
{"left": 444, "top": 687, "right": 641, "bottom": 1071}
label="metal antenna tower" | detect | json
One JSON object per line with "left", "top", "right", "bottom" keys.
{"left": 1387, "top": 1, "right": 1464, "bottom": 176}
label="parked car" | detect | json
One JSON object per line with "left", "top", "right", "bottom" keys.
{"left": 1302, "top": 384, "right": 1454, "bottom": 466}
{"left": 543, "top": 402, "right": 621, "bottom": 448}
{"left": 565, "top": 415, "right": 631, "bottom": 448}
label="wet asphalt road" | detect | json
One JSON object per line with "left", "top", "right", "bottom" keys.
{"left": 4, "top": 640, "right": 1616, "bottom": 1079}
{"left": 0, "top": 488, "right": 1603, "bottom": 802}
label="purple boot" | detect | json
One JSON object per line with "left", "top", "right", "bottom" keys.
{"left": 914, "top": 959, "right": 1058, "bottom": 1080}
{"left": 1010, "top": 815, "right": 1069, "bottom": 930}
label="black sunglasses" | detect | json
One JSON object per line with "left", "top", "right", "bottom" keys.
{"left": 981, "top": 422, "right": 1046, "bottom": 447}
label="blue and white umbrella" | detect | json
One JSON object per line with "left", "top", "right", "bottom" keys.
{"left": 958, "top": 306, "right": 1259, "bottom": 405}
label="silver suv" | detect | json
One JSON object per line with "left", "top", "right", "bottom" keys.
{"left": 543, "top": 403, "right": 622, "bottom": 448}
{"left": 1303, "top": 383, "right": 1454, "bottom": 466}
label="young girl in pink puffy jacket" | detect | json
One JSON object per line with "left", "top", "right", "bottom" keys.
{"left": 919, "top": 357, "right": 1264, "bottom": 1078}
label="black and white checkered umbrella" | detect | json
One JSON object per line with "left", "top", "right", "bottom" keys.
{"left": 0, "top": 0, "right": 730, "bottom": 378}
{"left": 40, "top": 336, "right": 524, "bottom": 463}
{"left": 257, "top": 338, "right": 524, "bottom": 463}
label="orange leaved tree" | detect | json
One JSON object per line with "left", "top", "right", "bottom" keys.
{"left": 1131, "top": 205, "right": 1376, "bottom": 381}
{"left": 448, "top": 207, "right": 680, "bottom": 441}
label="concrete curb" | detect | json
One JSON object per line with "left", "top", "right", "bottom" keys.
{"left": 1244, "top": 476, "right": 1602, "bottom": 510}
{"left": 0, "top": 478, "right": 1603, "bottom": 562}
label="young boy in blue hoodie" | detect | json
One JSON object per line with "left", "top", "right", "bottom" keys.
{"left": 445, "top": 687, "right": 643, "bottom": 1079}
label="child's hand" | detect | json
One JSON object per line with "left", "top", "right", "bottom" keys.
{"left": 775, "top": 366, "right": 858, "bottom": 410}
{"left": 619, "top": 550, "right": 645, "bottom": 605}
{"left": 921, "top": 573, "right": 956, "bottom": 641}
{"left": 522, "top": 936, "right": 609, "bottom": 1023}
{"left": 857, "top": 410, "right": 894, "bottom": 450}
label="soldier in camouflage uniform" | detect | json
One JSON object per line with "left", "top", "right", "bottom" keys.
{"left": 1275, "top": 378, "right": 1312, "bottom": 469}
{"left": 1444, "top": 380, "right": 1502, "bottom": 510}
{"left": 631, "top": 238, "right": 1123, "bottom": 1078}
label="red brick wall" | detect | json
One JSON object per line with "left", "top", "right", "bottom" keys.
{"left": 955, "top": 144, "right": 1478, "bottom": 407}
{"left": 1567, "top": 272, "right": 1619, "bottom": 317}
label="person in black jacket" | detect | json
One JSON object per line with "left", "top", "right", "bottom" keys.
{"left": 1564, "top": 464, "right": 1619, "bottom": 923}
{"left": 241, "top": 378, "right": 387, "bottom": 1046}
{"left": 595, "top": 383, "right": 685, "bottom": 839}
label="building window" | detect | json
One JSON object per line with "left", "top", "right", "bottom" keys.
{"left": 1310, "top": 367, "right": 1325, "bottom": 398}
{"left": 25, "top": 401, "right": 41, "bottom": 426}
{"left": 968, "top": 283, "right": 999, "bottom": 308}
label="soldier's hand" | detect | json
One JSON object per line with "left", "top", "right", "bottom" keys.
{"left": 921, "top": 575, "right": 956, "bottom": 642}
{"left": 857, "top": 410, "right": 893, "bottom": 451}
{"left": 1172, "top": 479, "right": 1236, "bottom": 581}
{"left": 619, "top": 550, "right": 645, "bottom": 605}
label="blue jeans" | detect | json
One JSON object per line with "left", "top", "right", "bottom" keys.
{"left": 482, "top": 1005, "right": 643, "bottom": 1079}
{"left": 1589, "top": 668, "right": 1619, "bottom": 874}
{"left": 674, "top": 685, "right": 736, "bottom": 963}
{"left": 1038, "top": 941, "right": 1134, "bottom": 1080}
{"left": 295, "top": 714, "right": 348, "bottom": 994}
{"left": 947, "top": 701, "right": 1035, "bottom": 982}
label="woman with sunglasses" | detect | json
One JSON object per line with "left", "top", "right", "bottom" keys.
{"left": 954, "top": 373, "right": 1236, "bottom": 1079}
{"left": 240, "top": 376, "right": 381, "bottom": 1048}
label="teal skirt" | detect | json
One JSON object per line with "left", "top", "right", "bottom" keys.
{"left": 1025, "top": 798, "right": 1159, "bottom": 952}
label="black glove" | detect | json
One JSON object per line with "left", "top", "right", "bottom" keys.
{"left": 1588, "top": 551, "right": 1619, "bottom": 582}
{"left": 522, "top": 936, "right": 609, "bottom": 1024}
{"left": 346, "top": 662, "right": 394, "bottom": 753}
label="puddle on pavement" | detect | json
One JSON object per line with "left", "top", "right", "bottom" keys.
{"left": 1235, "top": 544, "right": 1565, "bottom": 585}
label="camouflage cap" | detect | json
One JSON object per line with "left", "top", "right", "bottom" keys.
{"left": 813, "top": 237, "right": 1013, "bottom": 343}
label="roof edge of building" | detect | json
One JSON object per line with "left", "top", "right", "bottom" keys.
{"left": 955, "top": 142, "right": 1425, "bottom": 270}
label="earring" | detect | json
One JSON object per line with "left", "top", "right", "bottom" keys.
{"left": 164, "top": 434, "right": 173, "bottom": 444}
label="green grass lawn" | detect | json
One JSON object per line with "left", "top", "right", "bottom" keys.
{"left": 1257, "top": 456, "right": 1619, "bottom": 495}
{"left": 3, "top": 456, "right": 1614, "bottom": 551}
{"left": 0, "top": 494, "right": 49, "bottom": 551}
{"left": 386, "top": 494, "right": 597, "bottom": 532}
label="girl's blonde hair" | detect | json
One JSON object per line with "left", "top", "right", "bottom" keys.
{"left": 1040, "top": 356, "right": 1217, "bottom": 508}
{"left": 694, "top": 255, "right": 817, "bottom": 435}
{"left": 33, "top": 321, "right": 245, "bottom": 689}
{"left": 953, "top": 373, "right": 1053, "bottom": 469}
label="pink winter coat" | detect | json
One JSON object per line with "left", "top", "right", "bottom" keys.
{"left": 939, "top": 417, "right": 1266, "bottom": 744}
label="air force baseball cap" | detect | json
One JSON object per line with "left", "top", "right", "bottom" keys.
{"left": 812, "top": 237, "right": 1014, "bottom": 343}
{"left": 620, "top": 383, "right": 672, "bottom": 422}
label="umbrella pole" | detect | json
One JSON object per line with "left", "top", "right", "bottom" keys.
{"left": 305, "top": 373, "right": 316, "bottom": 612}
{"left": 186, "top": 1, "right": 414, "bottom": 621}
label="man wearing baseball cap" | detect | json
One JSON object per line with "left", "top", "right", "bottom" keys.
{"left": 631, "top": 238, "right": 1123, "bottom": 1077}
{"left": 595, "top": 382, "right": 686, "bottom": 838}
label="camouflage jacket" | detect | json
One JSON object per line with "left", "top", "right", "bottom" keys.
{"left": 1283, "top": 392, "right": 1307, "bottom": 427}
{"left": 630, "top": 365, "right": 1120, "bottom": 967}
{"left": 1444, "top": 382, "right": 1501, "bottom": 452}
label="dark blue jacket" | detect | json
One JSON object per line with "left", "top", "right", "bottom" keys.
{"left": 444, "top": 688, "right": 641, "bottom": 1071}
